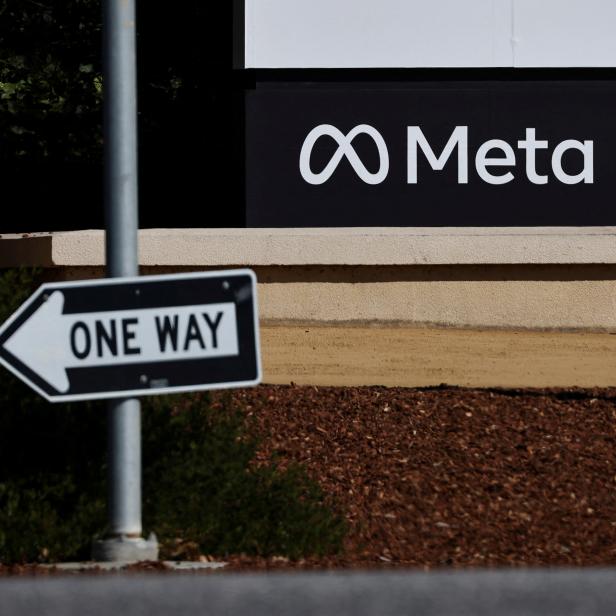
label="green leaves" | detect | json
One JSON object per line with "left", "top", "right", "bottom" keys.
{"left": 0, "top": 389, "right": 345, "bottom": 563}
{"left": 142, "top": 396, "right": 346, "bottom": 559}
{"left": 0, "top": 0, "right": 103, "bottom": 162}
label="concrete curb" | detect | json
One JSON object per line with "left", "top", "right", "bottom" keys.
{"left": 43, "top": 561, "right": 226, "bottom": 572}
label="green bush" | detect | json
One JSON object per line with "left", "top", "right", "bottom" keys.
{"left": 0, "top": 269, "right": 345, "bottom": 563}
{"left": 142, "top": 395, "right": 345, "bottom": 560}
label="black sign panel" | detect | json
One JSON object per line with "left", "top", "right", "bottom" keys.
{"left": 0, "top": 271, "right": 261, "bottom": 402}
{"left": 246, "top": 81, "right": 616, "bottom": 227}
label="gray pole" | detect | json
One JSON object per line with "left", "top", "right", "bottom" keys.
{"left": 92, "top": 0, "right": 157, "bottom": 562}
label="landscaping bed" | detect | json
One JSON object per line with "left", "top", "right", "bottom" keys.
{"left": 2, "top": 383, "right": 616, "bottom": 574}
{"left": 223, "top": 384, "right": 616, "bottom": 570}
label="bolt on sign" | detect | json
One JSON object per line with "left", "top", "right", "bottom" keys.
{"left": 0, "top": 271, "right": 261, "bottom": 402}
{"left": 245, "top": 81, "right": 616, "bottom": 227}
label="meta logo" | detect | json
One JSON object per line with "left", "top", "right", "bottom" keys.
{"left": 300, "top": 125, "right": 390, "bottom": 185}
{"left": 300, "top": 125, "right": 594, "bottom": 186}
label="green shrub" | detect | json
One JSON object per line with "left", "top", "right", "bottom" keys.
{"left": 142, "top": 395, "right": 345, "bottom": 560}
{"left": 0, "top": 269, "right": 346, "bottom": 563}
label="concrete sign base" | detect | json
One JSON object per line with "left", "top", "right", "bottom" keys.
{"left": 92, "top": 533, "right": 159, "bottom": 563}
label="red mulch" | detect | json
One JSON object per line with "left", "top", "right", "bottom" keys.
{"left": 222, "top": 385, "right": 616, "bottom": 570}
{"left": 3, "top": 384, "right": 616, "bottom": 574}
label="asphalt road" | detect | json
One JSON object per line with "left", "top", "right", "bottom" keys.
{"left": 2, "top": 568, "right": 616, "bottom": 616}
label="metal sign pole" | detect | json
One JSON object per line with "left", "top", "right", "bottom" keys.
{"left": 93, "top": 0, "right": 157, "bottom": 562}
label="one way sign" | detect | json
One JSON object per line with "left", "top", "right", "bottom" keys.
{"left": 0, "top": 270, "right": 261, "bottom": 402}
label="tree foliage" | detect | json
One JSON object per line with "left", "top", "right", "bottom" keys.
{"left": 0, "top": 0, "right": 103, "bottom": 163}
{"left": 0, "top": 1, "right": 245, "bottom": 231}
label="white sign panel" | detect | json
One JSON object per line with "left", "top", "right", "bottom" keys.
{"left": 514, "top": 0, "right": 616, "bottom": 68}
{"left": 243, "top": 0, "right": 616, "bottom": 68}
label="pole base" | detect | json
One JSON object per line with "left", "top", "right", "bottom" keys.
{"left": 92, "top": 533, "right": 159, "bottom": 563}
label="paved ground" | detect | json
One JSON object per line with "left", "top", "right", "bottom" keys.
{"left": 261, "top": 324, "right": 616, "bottom": 388}
{"left": 2, "top": 568, "right": 616, "bottom": 616}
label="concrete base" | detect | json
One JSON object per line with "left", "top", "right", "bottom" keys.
{"left": 5, "top": 229, "right": 616, "bottom": 330}
{"left": 92, "top": 533, "right": 159, "bottom": 563}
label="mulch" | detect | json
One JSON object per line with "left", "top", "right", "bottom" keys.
{"left": 224, "top": 384, "right": 616, "bottom": 570}
{"left": 3, "top": 384, "right": 616, "bottom": 575}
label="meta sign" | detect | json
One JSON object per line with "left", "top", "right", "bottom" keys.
{"left": 246, "top": 81, "right": 616, "bottom": 227}
{"left": 0, "top": 271, "right": 261, "bottom": 402}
